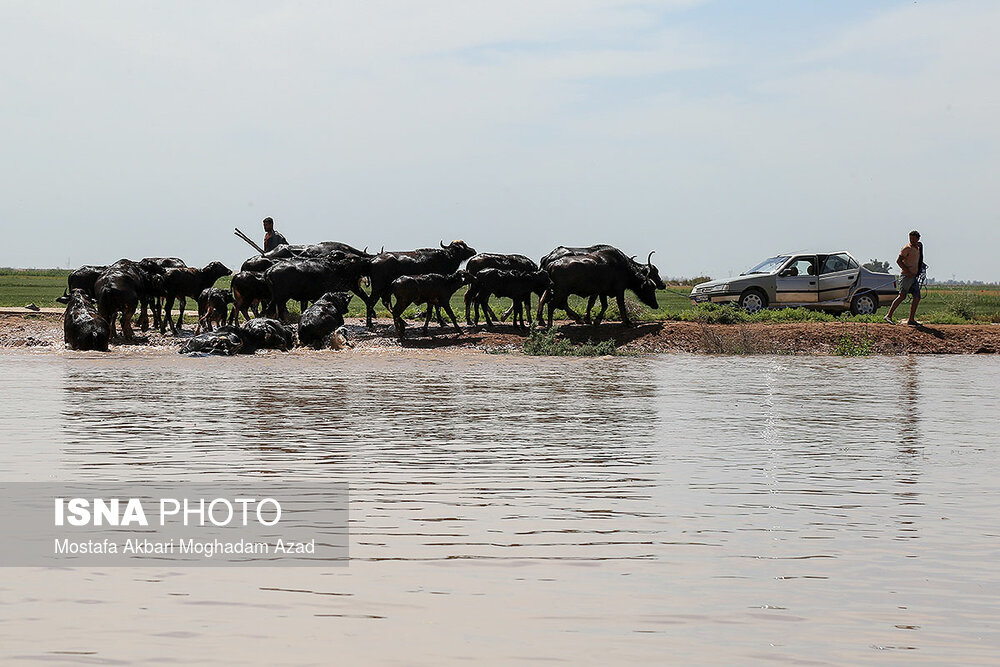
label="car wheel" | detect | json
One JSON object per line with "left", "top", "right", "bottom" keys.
{"left": 850, "top": 292, "right": 878, "bottom": 316}
{"left": 738, "top": 289, "right": 768, "bottom": 314}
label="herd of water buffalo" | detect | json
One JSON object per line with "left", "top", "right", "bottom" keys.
{"left": 58, "top": 240, "right": 666, "bottom": 353}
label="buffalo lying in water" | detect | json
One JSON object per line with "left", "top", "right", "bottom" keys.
{"left": 179, "top": 318, "right": 294, "bottom": 355}
{"left": 179, "top": 329, "right": 244, "bottom": 356}
{"left": 63, "top": 289, "right": 110, "bottom": 351}
{"left": 298, "top": 292, "right": 352, "bottom": 349}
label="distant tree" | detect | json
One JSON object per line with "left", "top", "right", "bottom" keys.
{"left": 670, "top": 276, "right": 713, "bottom": 286}
{"left": 863, "top": 259, "right": 891, "bottom": 273}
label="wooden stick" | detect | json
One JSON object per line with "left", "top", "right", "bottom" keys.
{"left": 234, "top": 228, "right": 265, "bottom": 254}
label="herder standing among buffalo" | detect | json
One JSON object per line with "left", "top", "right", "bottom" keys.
{"left": 262, "top": 217, "right": 288, "bottom": 253}
{"left": 60, "top": 229, "right": 669, "bottom": 351}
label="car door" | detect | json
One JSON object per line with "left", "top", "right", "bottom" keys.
{"left": 775, "top": 256, "right": 818, "bottom": 304}
{"left": 817, "top": 253, "right": 859, "bottom": 303}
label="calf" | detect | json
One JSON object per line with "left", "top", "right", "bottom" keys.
{"left": 389, "top": 271, "right": 471, "bottom": 338}
{"left": 229, "top": 271, "right": 271, "bottom": 325}
{"left": 463, "top": 253, "right": 538, "bottom": 324}
{"left": 160, "top": 261, "right": 232, "bottom": 334}
{"left": 469, "top": 269, "right": 550, "bottom": 330}
{"left": 297, "top": 292, "right": 353, "bottom": 349}
{"left": 63, "top": 289, "right": 110, "bottom": 351}
{"left": 195, "top": 287, "right": 233, "bottom": 334}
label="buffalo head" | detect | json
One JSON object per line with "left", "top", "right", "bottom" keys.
{"left": 440, "top": 239, "right": 477, "bottom": 262}
{"left": 203, "top": 261, "right": 233, "bottom": 280}
{"left": 642, "top": 251, "right": 666, "bottom": 290}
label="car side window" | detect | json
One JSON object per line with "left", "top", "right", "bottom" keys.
{"left": 783, "top": 257, "right": 816, "bottom": 277}
{"left": 821, "top": 253, "right": 851, "bottom": 274}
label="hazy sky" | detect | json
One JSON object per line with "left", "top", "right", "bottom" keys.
{"left": 3, "top": 1, "right": 998, "bottom": 280}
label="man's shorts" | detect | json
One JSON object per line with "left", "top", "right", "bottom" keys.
{"left": 899, "top": 275, "right": 921, "bottom": 299}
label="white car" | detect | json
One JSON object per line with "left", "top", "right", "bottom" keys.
{"left": 689, "top": 251, "right": 898, "bottom": 315}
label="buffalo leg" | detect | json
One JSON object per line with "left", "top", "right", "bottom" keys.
{"left": 537, "top": 290, "right": 550, "bottom": 325}
{"left": 443, "top": 303, "right": 463, "bottom": 334}
{"left": 137, "top": 298, "right": 149, "bottom": 332}
{"left": 465, "top": 290, "right": 474, "bottom": 325}
{"left": 175, "top": 297, "right": 187, "bottom": 333}
{"left": 583, "top": 296, "right": 598, "bottom": 324}
{"left": 593, "top": 295, "right": 608, "bottom": 325}
{"left": 523, "top": 296, "right": 533, "bottom": 326}
{"left": 616, "top": 292, "right": 632, "bottom": 327}
{"left": 121, "top": 303, "right": 136, "bottom": 341}
{"left": 422, "top": 304, "right": 434, "bottom": 335}
{"left": 391, "top": 299, "right": 409, "bottom": 338}
{"left": 481, "top": 295, "right": 495, "bottom": 329}
{"left": 563, "top": 301, "right": 585, "bottom": 324}
{"left": 163, "top": 297, "right": 176, "bottom": 334}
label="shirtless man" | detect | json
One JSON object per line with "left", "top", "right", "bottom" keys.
{"left": 885, "top": 230, "right": 923, "bottom": 325}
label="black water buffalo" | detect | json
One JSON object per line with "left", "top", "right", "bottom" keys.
{"left": 389, "top": 271, "right": 471, "bottom": 338}
{"left": 240, "top": 255, "right": 275, "bottom": 273}
{"left": 463, "top": 253, "right": 538, "bottom": 324}
{"left": 539, "top": 244, "right": 621, "bottom": 268}
{"left": 140, "top": 257, "right": 187, "bottom": 329}
{"left": 229, "top": 271, "right": 271, "bottom": 325}
{"left": 63, "top": 289, "right": 110, "bottom": 351}
{"left": 366, "top": 240, "right": 477, "bottom": 329}
{"left": 301, "top": 242, "right": 371, "bottom": 258}
{"left": 297, "top": 292, "right": 353, "bottom": 349}
{"left": 59, "top": 265, "right": 107, "bottom": 302}
{"left": 264, "top": 254, "right": 371, "bottom": 322}
{"left": 540, "top": 250, "right": 662, "bottom": 328}
{"left": 469, "top": 269, "right": 551, "bottom": 330}
{"left": 178, "top": 329, "right": 244, "bottom": 356}
{"left": 195, "top": 287, "right": 233, "bottom": 334}
{"left": 93, "top": 259, "right": 160, "bottom": 340}
{"left": 240, "top": 241, "right": 370, "bottom": 273}
{"left": 160, "top": 261, "right": 232, "bottom": 334}
{"left": 237, "top": 318, "right": 295, "bottom": 352}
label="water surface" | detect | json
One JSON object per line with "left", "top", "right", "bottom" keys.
{"left": 0, "top": 350, "right": 997, "bottom": 664}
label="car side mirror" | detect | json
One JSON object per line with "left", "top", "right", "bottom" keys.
{"left": 779, "top": 269, "right": 793, "bottom": 277}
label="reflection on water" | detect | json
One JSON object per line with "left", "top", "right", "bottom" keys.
{"left": 0, "top": 351, "right": 998, "bottom": 664}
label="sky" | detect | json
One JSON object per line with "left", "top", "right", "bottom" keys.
{"left": 2, "top": 0, "right": 998, "bottom": 281}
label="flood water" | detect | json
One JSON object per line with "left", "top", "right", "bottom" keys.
{"left": 1, "top": 350, "right": 998, "bottom": 665}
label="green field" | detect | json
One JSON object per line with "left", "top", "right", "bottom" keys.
{"left": 3, "top": 268, "right": 998, "bottom": 324}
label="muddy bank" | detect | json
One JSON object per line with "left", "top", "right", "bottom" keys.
{"left": 2, "top": 312, "right": 998, "bottom": 355}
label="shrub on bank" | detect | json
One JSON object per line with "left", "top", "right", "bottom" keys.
{"left": 523, "top": 328, "right": 617, "bottom": 356}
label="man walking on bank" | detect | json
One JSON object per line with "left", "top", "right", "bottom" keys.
{"left": 262, "top": 217, "right": 289, "bottom": 253}
{"left": 885, "top": 230, "right": 923, "bottom": 325}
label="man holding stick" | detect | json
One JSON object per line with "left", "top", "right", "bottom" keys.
{"left": 262, "top": 216, "right": 289, "bottom": 252}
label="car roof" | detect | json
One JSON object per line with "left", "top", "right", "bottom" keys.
{"left": 778, "top": 250, "right": 852, "bottom": 257}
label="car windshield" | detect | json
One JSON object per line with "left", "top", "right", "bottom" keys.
{"left": 743, "top": 256, "right": 788, "bottom": 275}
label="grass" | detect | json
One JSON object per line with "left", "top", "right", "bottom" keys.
{"left": 523, "top": 328, "right": 618, "bottom": 356}
{"left": 832, "top": 329, "right": 875, "bottom": 356}
{"left": 4, "top": 268, "right": 998, "bottom": 325}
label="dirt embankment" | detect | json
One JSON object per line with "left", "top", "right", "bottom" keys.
{"left": 2, "top": 312, "right": 999, "bottom": 355}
